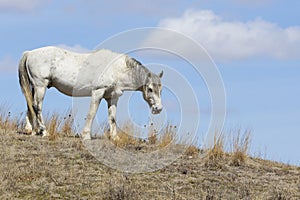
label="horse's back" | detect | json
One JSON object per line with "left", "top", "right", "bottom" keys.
{"left": 24, "top": 47, "right": 87, "bottom": 94}
{"left": 23, "top": 46, "right": 128, "bottom": 96}
{"left": 27, "top": 46, "right": 88, "bottom": 67}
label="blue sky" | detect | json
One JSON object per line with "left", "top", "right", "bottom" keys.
{"left": 0, "top": 0, "right": 299, "bottom": 165}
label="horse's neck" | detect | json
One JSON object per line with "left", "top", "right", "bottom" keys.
{"left": 125, "top": 64, "right": 149, "bottom": 91}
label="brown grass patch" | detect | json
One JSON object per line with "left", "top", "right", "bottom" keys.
{"left": 45, "top": 112, "right": 61, "bottom": 141}
{"left": 158, "top": 124, "right": 177, "bottom": 148}
{"left": 148, "top": 123, "right": 157, "bottom": 145}
{"left": 184, "top": 145, "right": 200, "bottom": 158}
{"left": 230, "top": 129, "right": 252, "bottom": 166}
{"left": 107, "top": 122, "right": 180, "bottom": 150}
{"left": 112, "top": 123, "right": 139, "bottom": 148}
{"left": 0, "top": 104, "right": 20, "bottom": 133}
{"left": 60, "top": 111, "right": 77, "bottom": 137}
{"left": 44, "top": 110, "right": 78, "bottom": 140}
{"left": 0, "top": 107, "right": 300, "bottom": 199}
{"left": 205, "top": 131, "right": 226, "bottom": 165}
{"left": 203, "top": 129, "right": 252, "bottom": 168}
{"left": 0, "top": 129, "right": 299, "bottom": 199}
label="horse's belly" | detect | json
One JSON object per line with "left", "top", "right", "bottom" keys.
{"left": 51, "top": 78, "right": 92, "bottom": 97}
{"left": 51, "top": 65, "right": 94, "bottom": 97}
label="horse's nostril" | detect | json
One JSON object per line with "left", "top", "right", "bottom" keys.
{"left": 156, "top": 107, "right": 163, "bottom": 113}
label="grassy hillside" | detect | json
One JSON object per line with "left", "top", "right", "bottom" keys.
{"left": 0, "top": 111, "right": 299, "bottom": 199}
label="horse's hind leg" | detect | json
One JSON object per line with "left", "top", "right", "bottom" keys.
{"left": 33, "top": 86, "right": 47, "bottom": 137}
{"left": 25, "top": 90, "right": 37, "bottom": 135}
{"left": 25, "top": 107, "right": 33, "bottom": 134}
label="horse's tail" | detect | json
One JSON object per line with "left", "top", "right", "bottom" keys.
{"left": 18, "top": 52, "right": 36, "bottom": 125}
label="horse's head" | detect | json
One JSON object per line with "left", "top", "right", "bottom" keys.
{"left": 143, "top": 71, "right": 163, "bottom": 114}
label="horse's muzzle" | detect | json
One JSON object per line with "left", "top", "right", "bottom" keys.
{"left": 151, "top": 105, "right": 163, "bottom": 114}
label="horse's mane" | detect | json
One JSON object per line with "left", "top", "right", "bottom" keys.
{"left": 125, "top": 56, "right": 142, "bottom": 69}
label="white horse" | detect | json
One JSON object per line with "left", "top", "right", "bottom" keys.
{"left": 18, "top": 46, "right": 163, "bottom": 140}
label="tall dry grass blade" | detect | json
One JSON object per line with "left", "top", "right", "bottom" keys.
{"left": 60, "top": 110, "right": 77, "bottom": 137}
{"left": 159, "top": 124, "right": 177, "bottom": 148}
{"left": 148, "top": 122, "right": 157, "bottom": 145}
{"left": 208, "top": 131, "right": 225, "bottom": 160}
{"left": 231, "top": 128, "right": 252, "bottom": 166}
{"left": 45, "top": 112, "right": 62, "bottom": 141}
{"left": 0, "top": 104, "right": 20, "bottom": 133}
{"left": 204, "top": 131, "right": 226, "bottom": 168}
{"left": 113, "top": 122, "right": 139, "bottom": 147}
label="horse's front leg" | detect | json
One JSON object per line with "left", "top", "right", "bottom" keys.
{"left": 106, "top": 97, "right": 119, "bottom": 140}
{"left": 82, "top": 89, "right": 105, "bottom": 140}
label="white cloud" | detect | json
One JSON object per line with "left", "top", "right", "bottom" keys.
{"left": 56, "top": 44, "right": 91, "bottom": 53}
{"left": 0, "top": 0, "right": 48, "bottom": 12}
{"left": 147, "top": 10, "right": 300, "bottom": 62}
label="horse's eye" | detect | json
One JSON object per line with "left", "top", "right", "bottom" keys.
{"left": 148, "top": 88, "right": 153, "bottom": 93}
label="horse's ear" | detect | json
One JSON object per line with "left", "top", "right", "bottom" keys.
{"left": 158, "top": 70, "right": 163, "bottom": 78}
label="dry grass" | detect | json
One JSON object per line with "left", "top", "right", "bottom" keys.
{"left": 45, "top": 112, "right": 61, "bottom": 140}
{"left": 158, "top": 124, "right": 177, "bottom": 148}
{"left": 204, "top": 129, "right": 252, "bottom": 168}
{"left": 0, "top": 104, "right": 21, "bottom": 134}
{"left": 112, "top": 123, "right": 139, "bottom": 147}
{"left": 148, "top": 123, "right": 157, "bottom": 145}
{"left": 107, "top": 122, "right": 179, "bottom": 150}
{"left": 44, "top": 110, "right": 78, "bottom": 140}
{"left": 230, "top": 128, "right": 252, "bottom": 166}
{"left": 0, "top": 127, "right": 299, "bottom": 199}
{"left": 1, "top": 108, "right": 299, "bottom": 199}
{"left": 184, "top": 145, "right": 200, "bottom": 158}
{"left": 0, "top": 110, "right": 12, "bottom": 133}
{"left": 204, "top": 131, "right": 226, "bottom": 168}
{"left": 60, "top": 111, "right": 77, "bottom": 137}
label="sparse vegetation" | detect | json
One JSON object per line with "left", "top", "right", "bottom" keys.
{"left": 60, "top": 110, "right": 77, "bottom": 137}
{"left": 158, "top": 124, "right": 177, "bottom": 148}
{"left": 44, "top": 110, "right": 78, "bottom": 140}
{"left": 184, "top": 145, "right": 200, "bottom": 158}
{"left": 46, "top": 112, "right": 61, "bottom": 140}
{"left": 148, "top": 123, "right": 157, "bottom": 145}
{"left": 112, "top": 123, "right": 139, "bottom": 148}
{"left": 230, "top": 128, "right": 252, "bottom": 166}
{"left": 0, "top": 104, "right": 20, "bottom": 134}
{"left": 0, "top": 108, "right": 299, "bottom": 199}
{"left": 204, "top": 131, "right": 226, "bottom": 168}
{"left": 203, "top": 129, "right": 252, "bottom": 168}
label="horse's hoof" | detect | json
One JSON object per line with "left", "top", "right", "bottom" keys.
{"left": 111, "top": 135, "right": 120, "bottom": 141}
{"left": 82, "top": 133, "right": 91, "bottom": 140}
{"left": 31, "top": 130, "right": 37, "bottom": 136}
{"left": 24, "top": 128, "right": 32, "bottom": 135}
{"left": 42, "top": 131, "right": 49, "bottom": 138}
